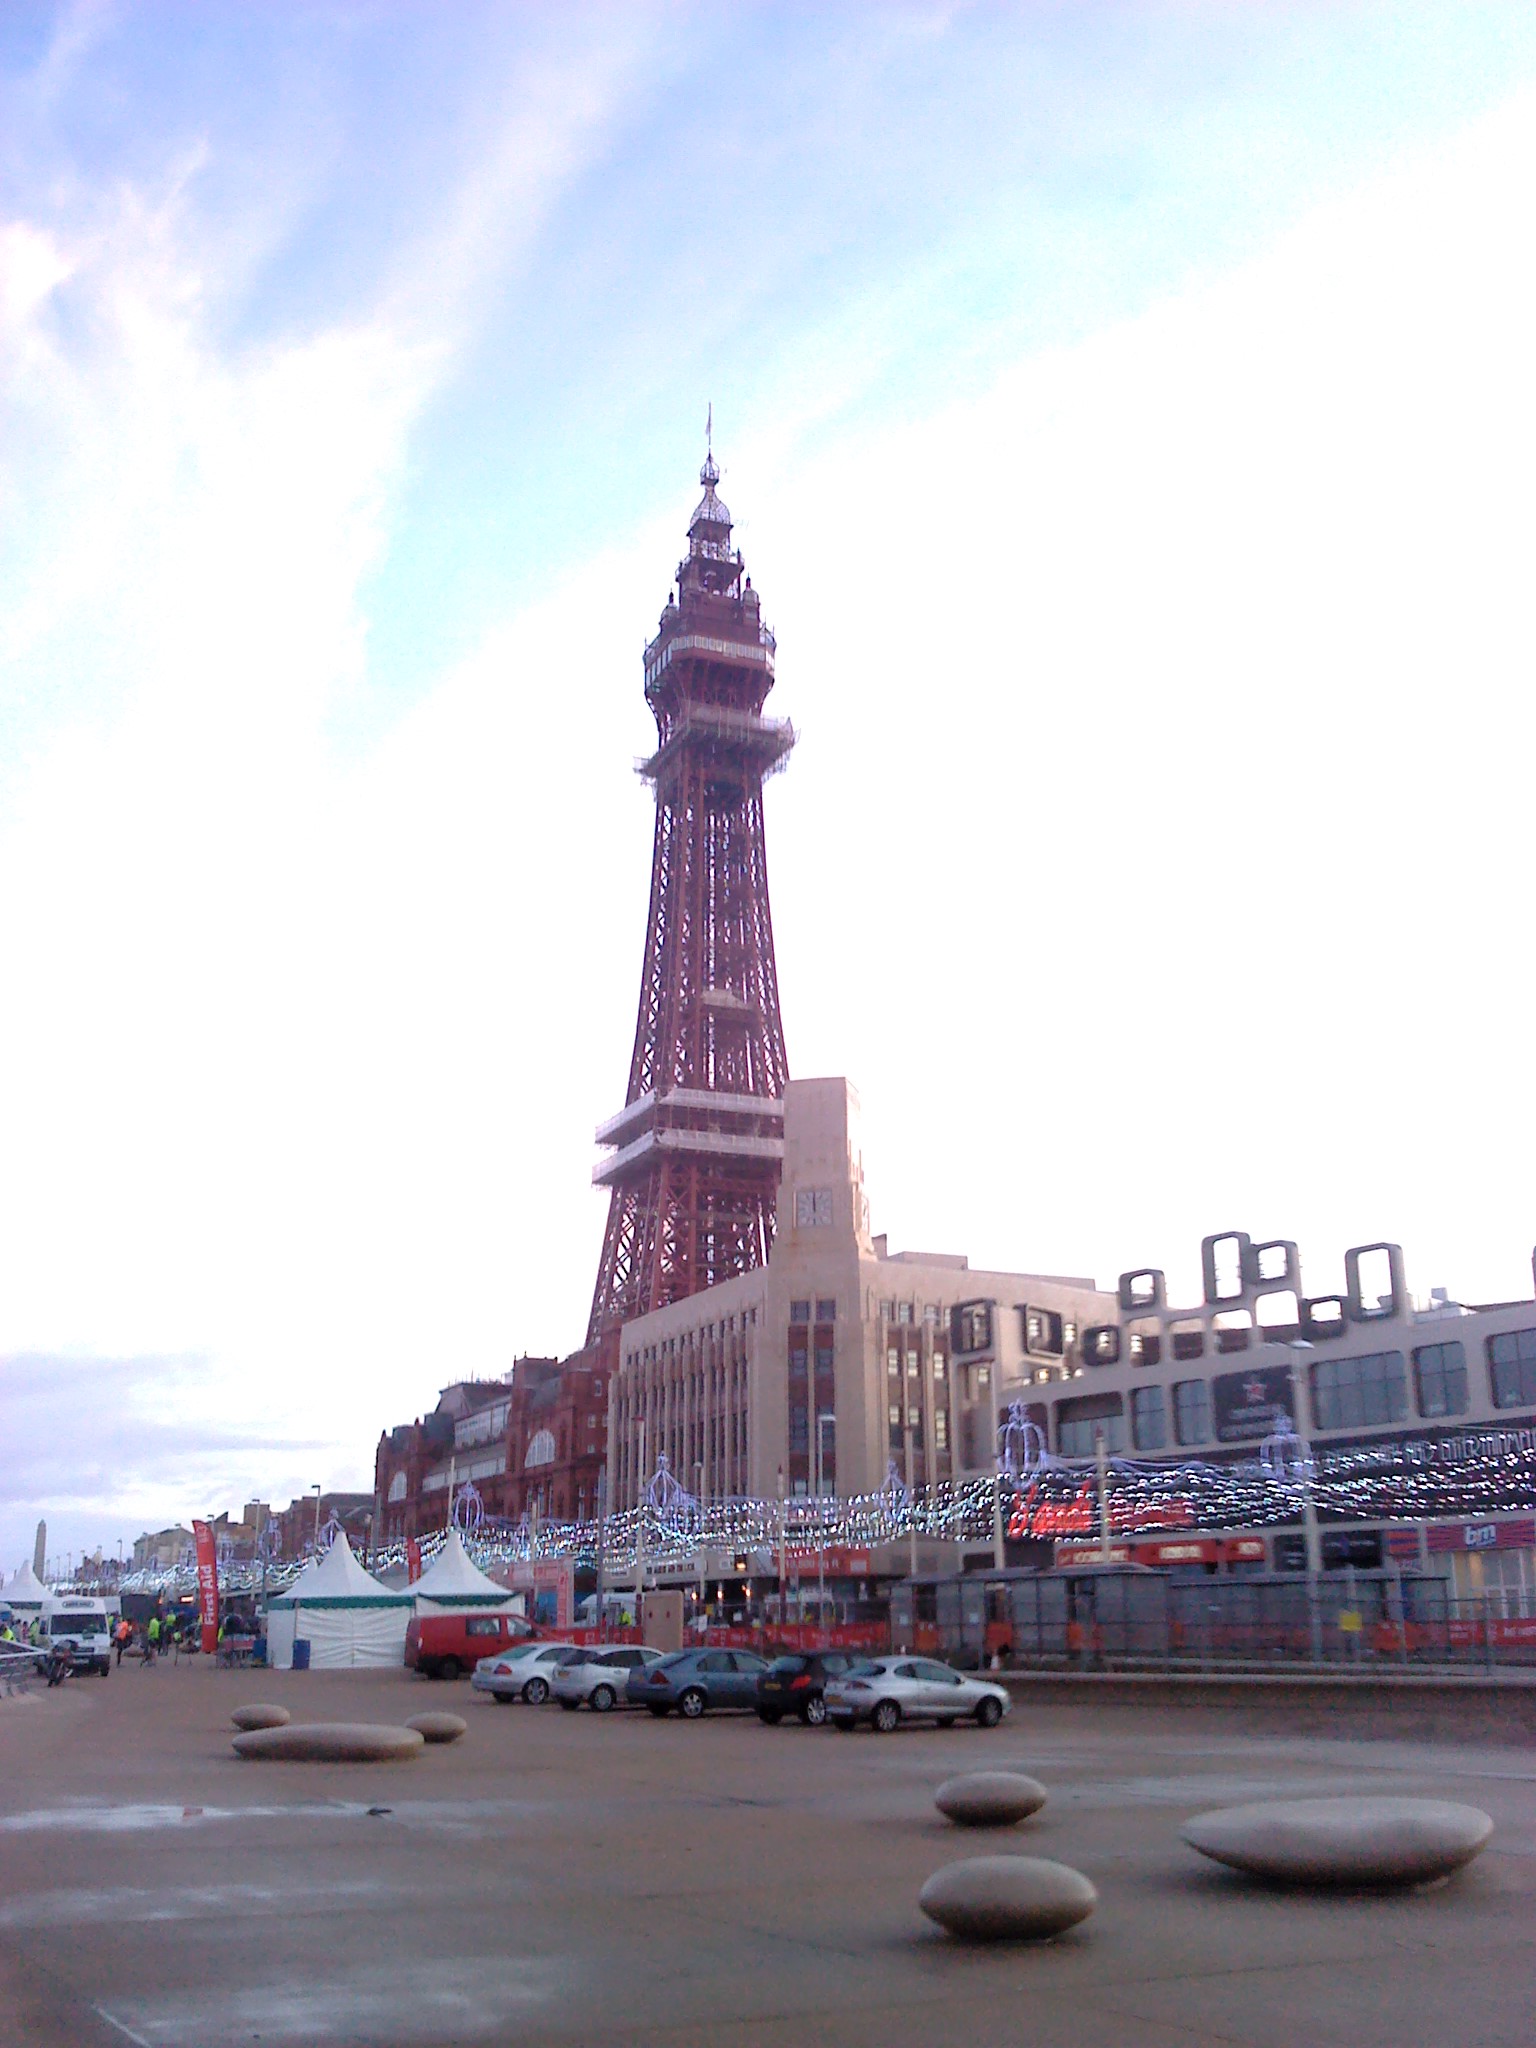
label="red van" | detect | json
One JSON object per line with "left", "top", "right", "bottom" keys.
{"left": 404, "top": 1610, "right": 532, "bottom": 1680}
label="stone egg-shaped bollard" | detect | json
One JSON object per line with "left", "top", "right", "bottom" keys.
{"left": 230, "top": 1704, "right": 291, "bottom": 1732}
{"left": 918, "top": 1856, "right": 1097, "bottom": 1942}
{"left": 232, "top": 1723, "right": 426, "bottom": 1763}
{"left": 1180, "top": 1797, "right": 1493, "bottom": 1888}
{"left": 935, "top": 1771, "right": 1047, "bottom": 1828}
{"left": 405, "top": 1712, "right": 467, "bottom": 1745}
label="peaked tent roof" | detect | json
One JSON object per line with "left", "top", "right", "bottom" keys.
{"left": 3, "top": 1562, "right": 48, "bottom": 1606}
{"left": 269, "top": 1531, "right": 411, "bottom": 1609}
{"left": 410, "top": 1528, "right": 515, "bottom": 1607}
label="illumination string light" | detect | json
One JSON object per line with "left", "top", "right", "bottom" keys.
{"left": 117, "top": 1429, "right": 1536, "bottom": 1598}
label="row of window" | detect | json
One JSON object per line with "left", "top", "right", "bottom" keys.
{"left": 1050, "top": 1332, "right": 1535, "bottom": 1455}
{"left": 880, "top": 1301, "right": 945, "bottom": 1326}
{"left": 789, "top": 1298, "right": 838, "bottom": 1325}
{"left": 622, "top": 1307, "right": 760, "bottom": 1370}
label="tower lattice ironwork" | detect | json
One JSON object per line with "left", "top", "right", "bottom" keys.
{"left": 587, "top": 444, "right": 793, "bottom": 1344}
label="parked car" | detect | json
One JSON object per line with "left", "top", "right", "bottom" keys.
{"left": 824, "top": 1656, "right": 1011, "bottom": 1733}
{"left": 470, "top": 1640, "right": 581, "bottom": 1704}
{"left": 625, "top": 1647, "right": 770, "bottom": 1717}
{"left": 405, "top": 1611, "right": 531, "bottom": 1681}
{"left": 755, "top": 1651, "right": 864, "bottom": 1726}
{"left": 552, "top": 1644, "right": 667, "bottom": 1712}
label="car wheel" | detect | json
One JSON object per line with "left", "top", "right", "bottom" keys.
{"left": 757, "top": 1708, "right": 782, "bottom": 1725}
{"left": 99, "top": 1663, "right": 111, "bottom": 1678}
{"left": 590, "top": 1685, "right": 616, "bottom": 1713}
{"left": 647, "top": 1704, "right": 669, "bottom": 1718}
{"left": 936, "top": 1717, "right": 956, "bottom": 1730}
{"left": 678, "top": 1687, "right": 707, "bottom": 1719}
{"left": 438, "top": 1657, "right": 461, "bottom": 1682}
{"left": 975, "top": 1695, "right": 1003, "bottom": 1729}
{"left": 522, "top": 1677, "right": 550, "bottom": 1705}
{"left": 871, "top": 1699, "right": 901, "bottom": 1734}
{"left": 801, "top": 1694, "right": 828, "bottom": 1727}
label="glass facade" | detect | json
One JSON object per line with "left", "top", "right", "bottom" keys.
{"left": 1173, "top": 1378, "right": 1210, "bottom": 1446}
{"left": 1310, "top": 1350, "right": 1408, "bottom": 1432}
{"left": 1057, "top": 1394, "right": 1125, "bottom": 1456}
{"left": 1413, "top": 1340, "right": 1468, "bottom": 1419}
{"left": 1130, "top": 1384, "right": 1167, "bottom": 1451}
{"left": 1488, "top": 1328, "right": 1536, "bottom": 1410}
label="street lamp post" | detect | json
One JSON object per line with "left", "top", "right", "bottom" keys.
{"left": 593, "top": 1465, "right": 607, "bottom": 1644}
{"left": 634, "top": 1417, "right": 647, "bottom": 1623}
{"left": 695, "top": 1460, "right": 707, "bottom": 1617}
{"left": 1095, "top": 1429, "right": 1112, "bottom": 1563}
{"left": 310, "top": 1484, "right": 322, "bottom": 1552}
{"left": 815, "top": 1413, "right": 835, "bottom": 1629}
{"left": 1286, "top": 1339, "right": 1323, "bottom": 1662}
{"left": 903, "top": 1421, "right": 918, "bottom": 1581}
{"left": 776, "top": 1464, "right": 787, "bottom": 1626}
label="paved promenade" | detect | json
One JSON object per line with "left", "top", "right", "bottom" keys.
{"left": 1, "top": 1662, "right": 1533, "bottom": 2046}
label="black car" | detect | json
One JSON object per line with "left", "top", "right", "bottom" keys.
{"left": 755, "top": 1651, "right": 863, "bottom": 1727}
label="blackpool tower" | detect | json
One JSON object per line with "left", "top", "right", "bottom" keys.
{"left": 587, "top": 441, "right": 793, "bottom": 1345}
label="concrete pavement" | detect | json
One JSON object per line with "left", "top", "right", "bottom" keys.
{"left": 1, "top": 1659, "right": 1534, "bottom": 2046}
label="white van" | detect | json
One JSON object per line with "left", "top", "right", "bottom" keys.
{"left": 42, "top": 1597, "right": 113, "bottom": 1676}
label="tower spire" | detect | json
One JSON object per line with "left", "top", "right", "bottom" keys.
{"left": 586, "top": 443, "right": 794, "bottom": 1345}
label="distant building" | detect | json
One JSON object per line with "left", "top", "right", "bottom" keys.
{"left": 374, "top": 1355, "right": 608, "bottom": 1541}
{"left": 132, "top": 1526, "right": 194, "bottom": 1571}
{"left": 271, "top": 1492, "right": 374, "bottom": 1562}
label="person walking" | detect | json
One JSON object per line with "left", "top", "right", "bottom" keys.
{"left": 145, "top": 1613, "right": 161, "bottom": 1665}
{"left": 114, "top": 1615, "right": 132, "bottom": 1667}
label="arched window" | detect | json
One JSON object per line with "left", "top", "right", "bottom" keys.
{"left": 526, "top": 1428, "right": 557, "bottom": 1469}
{"left": 387, "top": 1471, "right": 407, "bottom": 1503}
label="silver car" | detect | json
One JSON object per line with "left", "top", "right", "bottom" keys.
{"left": 469, "top": 1639, "right": 580, "bottom": 1704}
{"left": 823, "top": 1655, "right": 1011, "bottom": 1733}
{"left": 551, "top": 1644, "right": 666, "bottom": 1712}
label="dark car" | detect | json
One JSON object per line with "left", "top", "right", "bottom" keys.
{"left": 755, "top": 1651, "right": 863, "bottom": 1726}
{"left": 625, "top": 1647, "right": 769, "bottom": 1717}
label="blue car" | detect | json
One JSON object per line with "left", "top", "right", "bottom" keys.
{"left": 625, "top": 1647, "right": 769, "bottom": 1718}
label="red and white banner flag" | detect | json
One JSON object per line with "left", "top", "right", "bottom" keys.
{"left": 191, "top": 1519, "right": 220, "bottom": 1655}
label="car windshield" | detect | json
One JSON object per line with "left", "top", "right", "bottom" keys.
{"left": 840, "top": 1659, "right": 882, "bottom": 1677}
{"left": 767, "top": 1656, "right": 808, "bottom": 1674}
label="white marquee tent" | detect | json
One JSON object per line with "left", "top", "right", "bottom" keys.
{"left": 409, "top": 1529, "right": 518, "bottom": 1613}
{"left": 2, "top": 1563, "right": 49, "bottom": 1614}
{"left": 266, "top": 1533, "right": 412, "bottom": 1669}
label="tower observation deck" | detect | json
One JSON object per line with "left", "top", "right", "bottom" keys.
{"left": 587, "top": 446, "right": 794, "bottom": 1344}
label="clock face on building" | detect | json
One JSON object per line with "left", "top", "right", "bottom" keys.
{"left": 795, "top": 1187, "right": 832, "bottom": 1228}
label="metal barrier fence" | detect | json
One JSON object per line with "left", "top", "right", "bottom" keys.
{"left": 890, "top": 1569, "right": 1536, "bottom": 1672}
{"left": 0, "top": 1643, "right": 39, "bottom": 1695}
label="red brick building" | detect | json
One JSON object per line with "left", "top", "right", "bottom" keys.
{"left": 272, "top": 1491, "right": 374, "bottom": 1562}
{"left": 374, "top": 1345, "right": 612, "bottom": 1542}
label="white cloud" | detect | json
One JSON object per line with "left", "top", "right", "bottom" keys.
{"left": 4, "top": 53, "right": 1534, "bottom": 1568}
{"left": 751, "top": 84, "right": 1536, "bottom": 1311}
{"left": 0, "top": 16, "right": 672, "bottom": 1560}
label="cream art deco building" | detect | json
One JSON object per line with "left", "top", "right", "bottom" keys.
{"left": 609, "top": 1077, "right": 1117, "bottom": 1511}
{"left": 609, "top": 1076, "right": 1536, "bottom": 1609}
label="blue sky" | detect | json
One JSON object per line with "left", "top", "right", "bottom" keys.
{"left": 4, "top": 3, "right": 1536, "bottom": 1570}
